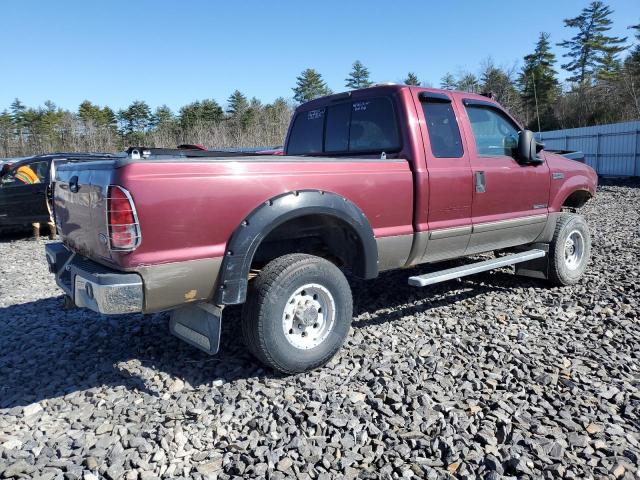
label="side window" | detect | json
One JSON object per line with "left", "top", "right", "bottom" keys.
{"left": 422, "top": 102, "right": 463, "bottom": 158}
{"left": 349, "top": 98, "right": 400, "bottom": 152}
{"left": 1, "top": 161, "right": 48, "bottom": 187}
{"left": 466, "top": 106, "right": 519, "bottom": 157}
{"left": 286, "top": 109, "right": 324, "bottom": 155}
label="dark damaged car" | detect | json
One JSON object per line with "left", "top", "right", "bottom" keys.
{"left": 0, "top": 152, "right": 116, "bottom": 237}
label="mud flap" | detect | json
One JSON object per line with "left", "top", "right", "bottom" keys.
{"left": 169, "top": 303, "right": 223, "bottom": 355}
{"left": 514, "top": 243, "right": 550, "bottom": 280}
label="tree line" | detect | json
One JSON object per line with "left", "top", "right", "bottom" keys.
{"left": 1, "top": 1, "right": 638, "bottom": 158}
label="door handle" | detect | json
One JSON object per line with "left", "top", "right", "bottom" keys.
{"left": 69, "top": 176, "right": 79, "bottom": 193}
{"left": 474, "top": 171, "right": 486, "bottom": 193}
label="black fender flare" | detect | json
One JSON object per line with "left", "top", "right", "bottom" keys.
{"left": 214, "top": 190, "right": 378, "bottom": 305}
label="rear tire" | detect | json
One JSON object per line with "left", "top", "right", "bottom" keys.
{"left": 242, "top": 254, "right": 353, "bottom": 374}
{"left": 548, "top": 214, "right": 591, "bottom": 286}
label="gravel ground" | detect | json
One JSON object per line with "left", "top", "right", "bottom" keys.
{"left": 0, "top": 179, "right": 639, "bottom": 480}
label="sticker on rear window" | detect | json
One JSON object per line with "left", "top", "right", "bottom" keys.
{"left": 307, "top": 109, "right": 324, "bottom": 120}
{"left": 353, "top": 101, "right": 370, "bottom": 112}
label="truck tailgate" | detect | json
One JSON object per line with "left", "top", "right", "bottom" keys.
{"left": 54, "top": 160, "right": 116, "bottom": 262}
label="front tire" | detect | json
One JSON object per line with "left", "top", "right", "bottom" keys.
{"left": 548, "top": 214, "right": 591, "bottom": 286}
{"left": 242, "top": 254, "right": 353, "bottom": 374}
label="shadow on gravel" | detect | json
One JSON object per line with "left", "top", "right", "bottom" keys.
{"left": 0, "top": 228, "right": 35, "bottom": 243}
{"left": 0, "top": 261, "right": 548, "bottom": 409}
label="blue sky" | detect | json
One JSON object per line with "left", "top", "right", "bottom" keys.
{"left": 1, "top": 0, "right": 637, "bottom": 113}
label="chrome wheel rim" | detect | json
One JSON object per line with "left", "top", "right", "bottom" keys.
{"left": 564, "top": 230, "right": 585, "bottom": 270}
{"left": 282, "top": 283, "right": 335, "bottom": 350}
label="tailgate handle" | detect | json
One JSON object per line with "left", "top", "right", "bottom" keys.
{"left": 69, "top": 176, "right": 79, "bottom": 193}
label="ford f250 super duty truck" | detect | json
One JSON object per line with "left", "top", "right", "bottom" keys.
{"left": 45, "top": 85, "right": 597, "bottom": 374}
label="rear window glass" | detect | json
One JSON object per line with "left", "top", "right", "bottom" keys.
{"left": 286, "top": 97, "right": 400, "bottom": 155}
{"left": 325, "top": 103, "right": 350, "bottom": 152}
{"left": 286, "top": 109, "right": 324, "bottom": 155}
{"left": 349, "top": 98, "right": 400, "bottom": 152}
{"left": 422, "top": 102, "right": 463, "bottom": 158}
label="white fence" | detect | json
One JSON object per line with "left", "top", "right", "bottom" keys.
{"left": 538, "top": 120, "right": 640, "bottom": 177}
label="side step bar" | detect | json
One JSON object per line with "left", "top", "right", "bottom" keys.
{"left": 408, "top": 249, "right": 546, "bottom": 287}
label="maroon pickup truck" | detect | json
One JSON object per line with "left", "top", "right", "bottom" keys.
{"left": 46, "top": 85, "right": 597, "bottom": 373}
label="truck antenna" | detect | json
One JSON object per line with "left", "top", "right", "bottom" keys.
{"left": 531, "top": 71, "right": 542, "bottom": 135}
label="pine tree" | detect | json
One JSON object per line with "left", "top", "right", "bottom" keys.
{"left": 179, "top": 100, "right": 223, "bottom": 128}
{"left": 0, "top": 110, "right": 12, "bottom": 149}
{"left": 38, "top": 100, "right": 64, "bottom": 135}
{"left": 440, "top": 73, "right": 457, "bottom": 90}
{"left": 480, "top": 62, "right": 521, "bottom": 114}
{"left": 79, "top": 100, "right": 116, "bottom": 128}
{"left": 345, "top": 61, "right": 372, "bottom": 89}
{"left": 597, "top": 51, "right": 623, "bottom": 81}
{"left": 519, "top": 33, "right": 560, "bottom": 130}
{"left": 199, "top": 99, "right": 224, "bottom": 123}
{"left": 558, "top": 1, "right": 627, "bottom": 85}
{"left": 404, "top": 72, "right": 420, "bottom": 86}
{"left": 101, "top": 107, "right": 117, "bottom": 130}
{"left": 10, "top": 98, "right": 26, "bottom": 127}
{"left": 118, "top": 100, "right": 152, "bottom": 134}
{"left": 626, "top": 22, "right": 640, "bottom": 71}
{"left": 151, "top": 105, "right": 174, "bottom": 128}
{"left": 226, "top": 90, "right": 249, "bottom": 116}
{"left": 293, "top": 69, "right": 332, "bottom": 103}
{"left": 456, "top": 73, "right": 480, "bottom": 93}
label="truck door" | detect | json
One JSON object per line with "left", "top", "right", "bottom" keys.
{"left": 459, "top": 99, "right": 550, "bottom": 255}
{"left": 0, "top": 159, "right": 50, "bottom": 226}
{"left": 415, "top": 91, "right": 473, "bottom": 262}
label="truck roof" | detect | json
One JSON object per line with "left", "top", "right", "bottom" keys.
{"left": 295, "top": 84, "right": 501, "bottom": 112}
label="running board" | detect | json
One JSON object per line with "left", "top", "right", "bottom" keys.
{"left": 408, "top": 249, "right": 546, "bottom": 287}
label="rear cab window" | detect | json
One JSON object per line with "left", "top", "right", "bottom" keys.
{"left": 286, "top": 97, "right": 401, "bottom": 156}
{"left": 286, "top": 109, "right": 324, "bottom": 155}
{"left": 421, "top": 100, "right": 463, "bottom": 158}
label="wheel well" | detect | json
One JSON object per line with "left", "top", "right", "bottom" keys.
{"left": 251, "top": 214, "right": 367, "bottom": 276}
{"left": 562, "top": 190, "right": 592, "bottom": 209}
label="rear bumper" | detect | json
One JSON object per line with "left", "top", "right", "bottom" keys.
{"left": 45, "top": 243, "right": 143, "bottom": 315}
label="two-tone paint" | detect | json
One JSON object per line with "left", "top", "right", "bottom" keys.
{"left": 52, "top": 85, "right": 597, "bottom": 314}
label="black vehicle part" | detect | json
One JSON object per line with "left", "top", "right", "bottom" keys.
{"left": 125, "top": 146, "right": 249, "bottom": 158}
{"left": 170, "top": 303, "right": 223, "bottom": 355}
{"left": 214, "top": 190, "right": 378, "bottom": 305}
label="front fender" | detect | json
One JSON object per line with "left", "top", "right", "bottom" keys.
{"left": 549, "top": 173, "right": 596, "bottom": 211}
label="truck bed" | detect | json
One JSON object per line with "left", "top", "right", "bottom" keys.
{"left": 54, "top": 154, "right": 415, "bottom": 270}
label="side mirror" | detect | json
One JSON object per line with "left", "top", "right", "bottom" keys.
{"left": 516, "top": 130, "right": 544, "bottom": 164}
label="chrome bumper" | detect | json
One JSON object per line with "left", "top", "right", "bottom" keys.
{"left": 45, "top": 243, "right": 143, "bottom": 315}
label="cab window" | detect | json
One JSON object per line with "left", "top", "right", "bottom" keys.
{"left": 422, "top": 102, "right": 463, "bottom": 158}
{"left": 465, "top": 106, "right": 519, "bottom": 157}
{"left": 287, "top": 109, "right": 324, "bottom": 155}
{"left": 324, "top": 103, "right": 350, "bottom": 153}
{"left": 286, "top": 97, "right": 400, "bottom": 155}
{"left": 348, "top": 98, "right": 400, "bottom": 152}
{"left": 1, "top": 160, "right": 48, "bottom": 187}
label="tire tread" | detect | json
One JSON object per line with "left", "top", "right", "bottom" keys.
{"left": 242, "top": 254, "right": 351, "bottom": 374}
{"left": 548, "top": 213, "right": 590, "bottom": 286}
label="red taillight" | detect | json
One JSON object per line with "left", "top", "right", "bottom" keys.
{"left": 107, "top": 185, "right": 140, "bottom": 251}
